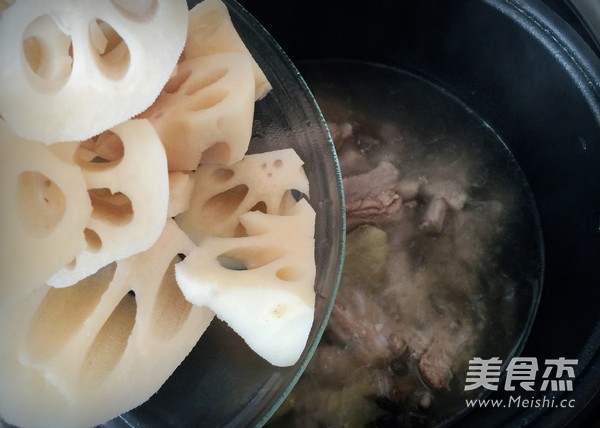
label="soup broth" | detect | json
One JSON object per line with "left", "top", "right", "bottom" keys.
{"left": 269, "top": 60, "right": 543, "bottom": 428}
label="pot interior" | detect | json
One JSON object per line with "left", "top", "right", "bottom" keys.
{"left": 238, "top": 0, "right": 600, "bottom": 426}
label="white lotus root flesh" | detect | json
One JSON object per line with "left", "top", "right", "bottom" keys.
{"left": 0, "top": 220, "right": 215, "bottom": 428}
{"left": 176, "top": 148, "right": 309, "bottom": 242}
{"left": 140, "top": 52, "right": 256, "bottom": 171}
{"left": 0, "top": 0, "right": 189, "bottom": 143}
{"left": 168, "top": 171, "right": 195, "bottom": 218}
{"left": 0, "top": 0, "right": 319, "bottom": 423}
{"left": 176, "top": 199, "right": 316, "bottom": 367}
{"left": 48, "top": 119, "right": 169, "bottom": 287}
{"left": 0, "top": 119, "right": 92, "bottom": 310}
{"left": 185, "top": 0, "right": 272, "bottom": 100}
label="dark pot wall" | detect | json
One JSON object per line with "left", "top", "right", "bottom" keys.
{"left": 236, "top": 0, "right": 600, "bottom": 426}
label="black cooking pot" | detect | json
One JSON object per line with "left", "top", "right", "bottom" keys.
{"left": 237, "top": 0, "right": 600, "bottom": 427}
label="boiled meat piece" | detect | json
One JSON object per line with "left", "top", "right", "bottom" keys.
{"left": 343, "top": 161, "right": 402, "bottom": 229}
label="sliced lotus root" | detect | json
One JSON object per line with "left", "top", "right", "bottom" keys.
{"left": 139, "top": 52, "right": 255, "bottom": 171}
{"left": 168, "top": 171, "right": 194, "bottom": 218}
{"left": 176, "top": 148, "right": 309, "bottom": 243}
{"left": 0, "top": 220, "right": 215, "bottom": 428}
{"left": 184, "top": 0, "right": 271, "bottom": 100}
{"left": 0, "top": 0, "right": 188, "bottom": 143}
{"left": 175, "top": 199, "right": 316, "bottom": 367}
{"left": 0, "top": 119, "right": 92, "bottom": 310}
{"left": 48, "top": 119, "right": 169, "bottom": 287}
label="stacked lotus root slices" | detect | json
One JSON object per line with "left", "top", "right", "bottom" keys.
{"left": 0, "top": 1, "right": 317, "bottom": 427}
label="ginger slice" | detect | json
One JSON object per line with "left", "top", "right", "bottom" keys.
{"left": 0, "top": 119, "right": 92, "bottom": 310}
{"left": 139, "top": 52, "right": 256, "bottom": 171}
{"left": 0, "top": 220, "right": 215, "bottom": 428}
{"left": 48, "top": 119, "right": 169, "bottom": 288}
{"left": 175, "top": 199, "right": 316, "bottom": 367}
{"left": 176, "top": 148, "right": 309, "bottom": 242}
{"left": 185, "top": 0, "right": 271, "bottom": 100}
{"left": 0, "top": 0, "right": 188, "bottom": 143}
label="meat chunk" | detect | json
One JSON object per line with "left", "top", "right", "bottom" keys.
{"left": 327, "top": 121, "right": 353, "bottom": 149}
{"left": 337, "top": 141, "right": 372, "bottom": 177}
{"left": 328, "top": 286, "right": 405, "bottom": 365}
{"left": 343, "top": 161, "right": 402, "bottom": 228}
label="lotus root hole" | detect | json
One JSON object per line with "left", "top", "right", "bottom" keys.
{"left": 18, "top": 171, "right": 66, "bottom": 238}
{"left": 189, "top": 88, "right": 228, "bottom": 111}
{"left": 200, "top": 141, "right": 230, "bottom": 164}
{"left": 211, "top": 167, "right": 235, "bottom": 182}
{"left": 79, "top": 292, "right": 137, "bottom": 387}
{"left": 233, "top": 222, "right": 247, "bottom": 237}
{"left": 151, "top": 257, "right": 193, "bottom": 341}
{"left": 163, "top": 67, "right": 192, "bottom": 94}
{"left": 217, "top": 255, "right": 247, "bottom": 271}
{"left": 22, "top": 16, "right": 73, "bottom": 91}
{"left": 276, "top": 266, "right": 304, "bottom": 282}
{"left": 77, "top": 131, "right": 125, "bottom": 167}
{"left": 220, "top": 247, "right": 285, "bottom": 270}
{"left": 25, "top": 264, "right": 115, "bottom": 362}
{"left": 278, "top": 191, "right": 297, "bottom": 214}
{"left": 89, "top": 20, "right": 130, "bottom": 80}
{"left": 88, "top": 188, "right": 133, "bottom": 225}
{"left": 184, "top": 68, "right": 228, "bottom": 96}
{"left": 84, "top": 228, "right": 102, "bottom": 252}
{"left": 249, "top": 201, "right": 267, "bottom": 213}
{"left": 202, "top": 184, "right": 248, "bottom": 218}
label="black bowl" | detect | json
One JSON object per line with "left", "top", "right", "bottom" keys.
{"left": 239, "top": 0, "right": 600, "bottom": 426}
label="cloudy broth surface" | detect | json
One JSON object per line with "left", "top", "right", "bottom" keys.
{"left": 268, "top": 61, "right": 544, "bottom": 428}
